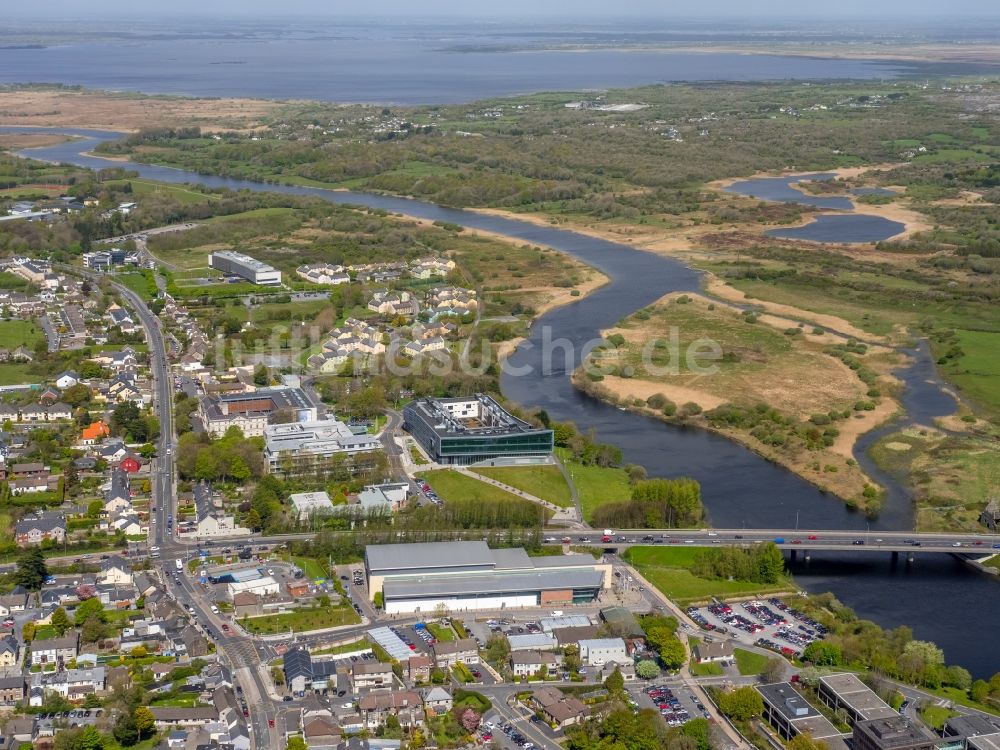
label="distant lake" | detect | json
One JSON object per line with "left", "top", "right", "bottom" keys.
{"left": 0, "top": 34, "right": 915, "bottom": 104}
{"left": 724, "top": 173, "right": 854, "bottom": 210}
{"left": 765, "top": 214, "right": 905, "bottom": 243}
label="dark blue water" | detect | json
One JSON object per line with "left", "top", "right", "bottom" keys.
{"left": 6, "top": 126, "right": 994, "bottom": 678}
{"left": 0, "top": 36, "right": 911, "bottom": 104}
{"left": 765, "top": 214, "right": 906, "bottom": 243}
{"left": 724, "top": 173, "right": 854, "bottom": 210}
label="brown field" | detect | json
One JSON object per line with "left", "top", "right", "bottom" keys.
{"left": 0, "top": 89, "right": 284, "bottom": 132}
{"left": 0, "top": 133, "right": 72, "bottom": 149}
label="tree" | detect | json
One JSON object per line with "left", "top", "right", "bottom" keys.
{"left": 245, "top": 507, "right": 262, "bottom": 531}
{"left": 113, "top": 711, "right": 139, "bottom": 746}
{"left": 134, "top": 706, "right": 156, "bottom": 738}
{"left": 75, "top": 596, "right": 107, "bottom": 626}
{"left": 485, "top": 636, "right": 510, "bottom": 667}
{"left": 77, "top": 725, "right": 105, "bottom": 750}
{"left": 15, "top": 547, "right": 48, "bottom": 591}
{"left": 717, "top": 686, "right": 764, "bottom": 721}
{"left": 944, "top": 665, "right": 972, "bottom": 691}
{"left": 762, "top": 657, "right": 787, "bottom": 684}
{"left": 460, "top": 708, "right": 481, "bottom": 733}
{"left": 87, "top": 500, "right": 104, "bottom": 518}
{"left": 563, "top": 644, "right": 581, "bottom": 674}
{"left": 788, "top": 734, "right": 828, "bottom": 750}
{"left": 636, "top": 660, "right": 660, "bottom": 679}
{"left": 802, "top": 641, "right": 842, "bottom": 666}
{"left": 604, "top": 666, "right": 625, "bottom": 695}
{"left": 654, "top": 635, "right": 687, "bottom": 669}
{"left": 756, "top": 542, "right": 786, "bottom": 584}
{"left": 970, "top": 679, "right": 989, "bottom": 702}
{"left": 21, "top": 621, "right": 36, "bottom": 643}
{"left": 682, "top": 718, "right": 712, "bottom": 750}
{"left": 82, "top": 615, "right": 108, "bottom": 644}
{"left": 51, "top": 607, "right": 71, "bottom": 636}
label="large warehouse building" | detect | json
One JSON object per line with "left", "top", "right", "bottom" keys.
{"left": 364, "top": 541, "right": 611, "bottom": 614}
{"left": 403, "top": 394, "right": 553, "bottom": 465}
{"left": 208, "top": 250, "right": 282, "bottom": 285}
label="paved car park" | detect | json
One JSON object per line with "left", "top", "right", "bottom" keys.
{"left": 632, "top": 681, "right": 708, "bottom": 726}
{"left": 687, "top": 597, "right": 828, "bottom": 656}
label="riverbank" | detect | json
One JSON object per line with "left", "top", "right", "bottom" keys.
{"left": 569, "top": 291, "right": 904, "bottom": 513}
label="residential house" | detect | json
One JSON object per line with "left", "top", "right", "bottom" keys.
{"left": 0, "top": 674, "right": 25, "bottom": 705}
{"left": 367, "top": 290, "right": 419, "bottom": 318}
{"left": 98, "top": 556, "right": 133, "bottom": 586}
{"left": 351, "top": 661, "right": 394, "bottom": 691}
{"left": 30, "top": 632, "right": 79, "bottom": 666}
{"left": 55, "top": 371, "right": 80, "bottom": 389}
{"left": 30, "top": 666, "right": 106, "bottom": 703}
{"left": 0, "top": 635, "right": 20, "bottom": 667}
{"left": 407, "top": 655, "right": 433, "bottom": 684}
{"left": 695, "top": 641, "right": 734, "bottom": 663}
{"left": 423, "top": 686, "right": 453, "bottom": 714}
{"left": 149, "top": 707, "right": 220, "bottom": 727}
{"left": 233, "top": 591, "right": 262, "bottom": 618}
{"left": 532, "top": 687, "right": 589, "bottom": 729}
{"left": 432, "top": 638, "right": 480, "bottom": 669}
{"left": 14, "top": 513, "right": 66, "bottom": 546}
{"left": 358, "top": 691, "right": 424, "bottom": 730}
{"left": 104, "top": 469, "right": 131, "bottom": 514}
{"left": 80, "top": 421, "right": 111, "bottom": 445}
{"left": 578, "top": 638, "right": 629, "bottom": 667}
{"left": 511, "top": 650, "right": 559, "bottom": 678}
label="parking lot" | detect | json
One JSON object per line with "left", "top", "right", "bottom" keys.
{"left": 632, "top": 681, "right": 708, "bottom": 727}
{"left": 687, "top": 597, "right": 828, "bottom": 657}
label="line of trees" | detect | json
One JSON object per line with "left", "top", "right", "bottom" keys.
{"left": 689, "top": 543, "right": 786, "bottom": 585}
{"left": 592, "top": 478, "right": 703, "bottom": 529}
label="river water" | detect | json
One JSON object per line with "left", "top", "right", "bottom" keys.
{"left": 5, "top": 127, "right": 995, "bottom": 678}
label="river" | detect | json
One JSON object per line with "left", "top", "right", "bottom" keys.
{"left": 5, "top": 126, "right": 996, "bottom": 678}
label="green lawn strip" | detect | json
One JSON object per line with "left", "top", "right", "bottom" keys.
{"left": 555, "top": 448, "right": 632, "bottom": 521}
{"left": 472, "top": 465, "right": 573, "bottom": 507}
{"left": 426, "top": 622, "right": 456, "bottom": 642}
{"left": 418, "top": 469, "right": 551, "bottom": 515}
{"left": 733, "top": 648, "right": 770, "bottom": 676}
{"left": 0, "top": 320, "right": 45, "bottom": 349}
{"left": 292, "top": 556, "right": 329, "bottom": 579}
{"left": 240, "top": 606, "right": 360, "bottom": 635}
{"left": 690, "top": 661, "right": 724, "bottom": 676}
{"left": 312, "top": 638, "right": 371, "bottom": 656}
{"left": 920, "top": 704, "right": 958, "bottom": 730}
{"left": 938, "top": 330, "right": 1000, "bottom": 419}
{"left": 0, "top": 363, "right": 41, "bottom": 386}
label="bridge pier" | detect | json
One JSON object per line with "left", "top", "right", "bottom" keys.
{"left": 907, "top": 552, "right": 915, "bottom": 564}
{"left": 804, "top": 550, "right": 811, "bottom": 563}
{"left": 789, "top": 549, "right": 797, "bottom": 562}
{"left": 891, "top": 551, "right": 899, "bottom": 564}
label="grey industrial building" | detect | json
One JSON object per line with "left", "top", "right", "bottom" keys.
{"left": 755, "top": 682, "right": 848, "bottom": 750}
{"left": 817, "top": 673, "right": 899, "bottom": 725}
{"left": 364, "top": 541, "right": 611, "bottom": 614}
{"left": 853, "top": 717, "right": 939, "bottom": 750}
{"left": 403, "top": 394, "right": 553, "bottom": 465}
{"left": 208, "top": 250, "right": 282, "bottom": 285}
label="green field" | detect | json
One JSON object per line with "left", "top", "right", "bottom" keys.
{"left": 939, "top": 330, "right": 1000, "bottom": 419}
{"left": 0, "top": 320, "right": 45, "bottom": 349}
{"left": 312, "top": 638, "right": 371, "bottom": 656}
{"left": 556, "top": 449, "right": 632, "bottom": 521}
{"left": 733, "top": 648, "right": 770, "bottom": 676}
{"left": 419, "top": 469, "right": 533, "bottom": 506}
{"left": 690, "top": 661, "right": 724, "bottom": 676}
{"left": 241, "top": 605, "right": 360, "bottom": 634}
{"left": 626, "top": 546, "right": 793, "bottom": 605}
{"left": 473, "top": 464, "right": 573, "bottom": 507}
{"left": 292, "top": 556, "right": 329, "bottom": 580}
{"left": 426, "top": 622, "right": 456, "bottom": 642}
{"left": 0, "top": 363, "right": 40, "bottom": 386}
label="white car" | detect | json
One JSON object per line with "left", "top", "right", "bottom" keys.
{"left": 210, "top": 605, "right": 220, "bottom": 614}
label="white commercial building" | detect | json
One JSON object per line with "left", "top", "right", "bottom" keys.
{"left": 227, "top": 576, "right": 280, "bottom": 599}
{"left": 289, "top": 491, "right": 336, "bottom": 521}
{"left": 263, "top": 418, "right": 381, "bottom": 477}
{"left": 365, "top": 541, "right": 611, "bottom": 615}
{"left": 208, "top": 250, "right": 282, "bottom": 286}
{"left": 578, "top": 638, "right": 629, "bottom": 667}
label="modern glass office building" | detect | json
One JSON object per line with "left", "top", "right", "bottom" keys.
{"left": 403, "top": 394, "right": 553, "bottom": 465}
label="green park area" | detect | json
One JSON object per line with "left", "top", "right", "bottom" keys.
{"left": 625, "top": 546, "right": 794, "bottom": 605}
{"left": 240, "top": 604, "right": 360, "bottom": 635}
{"left": 733, "top": 648, "right": 770, "bottom": 676}
{"left": 472, "top": 464, "right": 573, "bottom": 507}
{"left": 418, "top": 469, "right": 553, "bottom": 523}
{"left": 555, "top": 449, "right": 631, "bottom": 522}
{"left": 0, "top": 320, "right": 45, "bottom": 349}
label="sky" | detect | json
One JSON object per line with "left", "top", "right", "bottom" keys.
{"left": 10, "top": 0, "right": 1000, "bottom": 19}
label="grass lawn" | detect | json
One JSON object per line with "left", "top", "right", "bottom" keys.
{"left": 419, "top": 469, "right": 532, "bottom": 506}
{"left": 922, "top": 686, "right": 1000, "bottom": 717}
{"left": 690, "top": 661, "right": 724, "bottom": 676}
{"left": 626, "top": 545, "right": 794, "bottom": 605}
{"left": 983, "top": 556, "right": 1000, "bottom": 571}
{"left": 426, "top": 622, "right": 456, "bottom": 642}
{"left": 312, "top": 638, "right": 371, "bottom": 656}
{"left": 920, "top": 704, "right": 958, "bottom": 730}
{"left": 0, "top": 363, "right": 40, "bottom": 385}
{"left": 122, "top": 179, "right": 215, "bottom": 204}
{"left": 117, "top": 272, "right": 156, "bottom": 301}
{"left": 733, "top": 648, "right": 770, "bottom": 676}
{"left": 33, "top": 625, "right": 57, "bottom": 640}
{"left": 149, "top": 695, "right": 200, "bottom": 707}
{"left": 556, "top": 448, "right": 632, "bottom": 521}
{"left": 939, "top": 330, "right": 1000, "bottom": 419}
{"left": 292, "top": 556, "right": 329, "bottom": 580}
{"left": 241, "top": 605, "right": 360, "bottom": 635}
{"left": 0, "top": 319, "right": 45, "bottom": 349}
{"left": 473, "top": 465, "right": 573, "bottom": 507}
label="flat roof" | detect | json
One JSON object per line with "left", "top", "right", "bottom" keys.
{"left": 405, "top": 394, "right": 550, "bottom": 438}
{"left": 579, "top": 638, "right": 627, "bottom": 650}
{"left": 969, "top": 734, "right": 1000, "bottom": 750}
{"left": 383, "top": 567, "right": 604, "bottom": 600}
{"left": 539, "top": 615, "right": 592, "bottom": 632}
{"left": 757, "top": 682, "right": 822, "bottom": 723}
{"left": 367, "top": 626, "right": 413, "bottom": 661}
{"left": 855, "top": 718, "right": 938, "bottom": 749}
{"left": 366, "top": 541, "right": 494, "bottom": 574}
{"left": 211, "top": 250, "right": 277, "bottom": 273}
{"left": 820, "top": 674, "right": 898, "bottom": 721}
{"left": 508, "top": 633, "right": 558, "bottom": 650}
